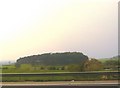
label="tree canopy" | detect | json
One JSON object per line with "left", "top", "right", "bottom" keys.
{"left": 16, "top": 52, "right": 88, "bottom": 67}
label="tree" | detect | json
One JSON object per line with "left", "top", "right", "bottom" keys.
{"left": 67, "top": 64, "right": 81, "bottom": 72}
{"left": 104, "top": 60, "right": 118, "bottom": 67}
{"left": 103, "top": 59, "right": 119, "bottom": 70}
{"left": 83, "top": 58, "right": 103, "bottom": 71}
{"left": 20, "top": 64, "right": 32, "bottom": 71}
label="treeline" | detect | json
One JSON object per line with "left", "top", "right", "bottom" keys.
{"left": 15, "top": 55, "right": 119, "bottom": 72}
{"left": 12, "top": 59, "right": 103, "bottom": 73}
{"left": 3, "top": 53, "right": 119, "bottom": 73}
{"left": 2, "top": 59, "right": 103, "bottom": 73}
{"left": 16, "top": 52, "right": 88, "bottom": 67}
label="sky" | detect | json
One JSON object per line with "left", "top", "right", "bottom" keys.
{"left": 0, "top": 0, "right": 118, "bottom": 62}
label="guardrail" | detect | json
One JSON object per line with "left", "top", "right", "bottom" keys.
{"left": 1, "top": 71, "right": 119, "bottom": 82}
{"left": 1, "top": 71, "right": 119, "bottom": 77}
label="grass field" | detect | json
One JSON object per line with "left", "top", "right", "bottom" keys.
{"left": 2, "top": 64, "right": 68, "bottom": 73}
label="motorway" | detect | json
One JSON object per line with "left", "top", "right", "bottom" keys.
{"left": 1, "top": 84, "right": 119, "bottom": 88}
{"left": 1, "top": 81, "right": 119, "bottom": 88}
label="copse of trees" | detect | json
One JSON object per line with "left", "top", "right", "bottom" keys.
{"left": 2, "top": 55, "right": 119, "bottom": 73}
{"left": 103, "top": 59, "right": 119, "bottom": 70}
{"left": 83, "top": 58, "right": 103, "bottom": 71}
{"left": 14, "top": 52, "right": 105, "bottom": 72}
{"left": 67, "top": 64, "right": 83, "bottom": 72}
{"left": 104, "top": 60, "right": 118, "bottom": 67}
{"left": 99, "top": 55, "right": 120, "bottom": 71}
{"left": 16, "top": 52, "right": 88, "bottom": 67}
{"left": 67, "top": 59, "right": 103, "bottom": 72}
{"left": 16, "top": 59, "right": 103, "bottom": 72}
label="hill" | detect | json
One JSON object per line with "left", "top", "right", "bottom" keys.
{"left": 98, "top": 55, "right": 119, "bottom": 71}
{"left": 16, "top": 52, "right": 88, "bottom": 66}
{"left": 98, "top": 55, "right": 119, "bottom": 63}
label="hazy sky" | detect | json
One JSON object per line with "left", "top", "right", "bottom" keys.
{"left": 0, "top": 0, "right": 118, "bottom": 62}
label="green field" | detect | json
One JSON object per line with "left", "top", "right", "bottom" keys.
{"left": 2, "top": 64, "right": 68, "bottom": 73}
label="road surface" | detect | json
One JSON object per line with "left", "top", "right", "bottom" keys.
{"left": 1, "top": 81, "right": 119, "bottom": 88}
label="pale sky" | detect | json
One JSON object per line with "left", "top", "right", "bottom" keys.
{"left": 0, "top": 0, "right": 118, "bottom": 62}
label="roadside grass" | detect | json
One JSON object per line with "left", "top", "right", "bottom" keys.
{"left": 2, "top": 75, "right": 105, "bottom": 82}
{"left": 2, "top": 74, "right": 119, "bottom": 82}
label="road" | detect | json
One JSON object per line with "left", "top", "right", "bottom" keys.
{"left": 1, "top": 81, "right": 119, "bottom": 88}
{"left": 2, "top": 71, "right": 119, "bottom": 88}
{"left": 1, "top": 84, "right": 119, "bottom": 88}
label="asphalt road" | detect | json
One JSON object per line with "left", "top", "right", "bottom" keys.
{"left": 1, "top": 84, "right": 119, "bottom": 88}
{"left": 2, "top": 80, "right": 119, "bottom": 88}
